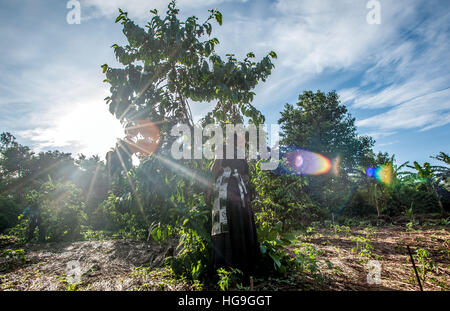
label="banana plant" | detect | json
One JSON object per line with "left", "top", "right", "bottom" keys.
{"left": 352, "top": 155, "right": 408, "bottom": 218}
{"left": 406, "top": 160, "right": 446, "bottom": 216}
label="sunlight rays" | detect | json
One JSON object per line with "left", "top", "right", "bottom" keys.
{"left": 115, "top": 46, "right": 189, "bottom": 125}
{"left": 86, "top": 163, "right": 101, "bottom": 203}
{"left": 3, "top": 159, "right": 68, "bottom": 194}
{"left": 153, "top": 153, "right": 211, "bottom": 189}
{"left": 115, "top": 135, "right": 212, "bottom": 206}
{"left": 115, "top": 140, "right": 145, "bottom": 218}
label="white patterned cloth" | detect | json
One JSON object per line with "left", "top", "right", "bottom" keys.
{"left": 211, "top": 166, "right": 248, "bottom": 236}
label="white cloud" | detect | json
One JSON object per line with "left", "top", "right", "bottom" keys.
{"left": 269, "top": 0, "right": 421, "bottom": 74}
{"left": 377, "top": 140, "right": 399, "bottom": 148}
{"left": 209, "top": 0, "right": 427, "bottom": 110}
{"left": 361, "top": 131, "right": 397, "bottom": 140}
{"left": 356, "top": 88, "right": 450, "bottom": 130}
{"left": 346, "top": 7, "right": 450, "bottom": 133}
{"left": 339, "top": 88, "right": 359, "bottom": 105}
{"left": 81, "top": 0, "right": 248, "bottom": 20}
{"left": 81, "top": 0, "right": 444, "bottom": 119}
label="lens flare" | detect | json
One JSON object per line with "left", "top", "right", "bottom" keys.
{"left": 286, "top": 149, "right": 332, "bottom": 176}
{"left": 375, "top": 164, "right": 393, "bottom": 185}
{"left": 295, "top": 155, "right": 304, "bottom": 167}
{"left": 366, "top": 164, "right": 393, "bottom": 185}
{"left": 125, "top": 120, "right": 160, "bottom": 156}
{"left": 366, "top": 167, "right": 375, "bottom": 177}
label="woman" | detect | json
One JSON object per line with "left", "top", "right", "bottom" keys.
{"left": 206, "top": 139, "right": 259, "bottom": 275}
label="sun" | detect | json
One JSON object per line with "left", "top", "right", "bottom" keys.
{"left": 52, "top": 101, "right": 125, "bottom": 158}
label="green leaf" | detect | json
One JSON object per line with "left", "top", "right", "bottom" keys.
{"left": 101, "top": 64, "right": 108, "bottom": 73}
{"left": 115, "top": 15, "right": 124, "bottom": 23}
{"left": 215, "top": 11, "right": 223, "bottom": 25}
{"left": 269, "top": 51, "right": 278, "bottom": 59}
{"left": 269, "top": 253, "right": 281, "bottom": 269}
{"left": 157, "top": 229, "right": 161, "bottom": 240}
{"left": 150, "top": 9, "right": 158, "bottom": 15}
{"left": 205, "top": 23, "right": 212, "bottom": 36}
{"left": 414, "top": 161, "right": 421, "bottom": 171}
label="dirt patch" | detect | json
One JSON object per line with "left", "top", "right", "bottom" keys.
{"left": 1, "top": 225, "right": 449, "bottom": 291}
{"left": 285, "top": 225, "right": 450, "bottom": 291}
{"left": 0, "top": 239, "right": 193, "bottom": 291}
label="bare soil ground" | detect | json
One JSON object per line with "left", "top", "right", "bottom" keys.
{"left": 283, "top": 225, "right": 450, "bottom": 291}
{"left": 0, "top": 224, "right": 448, "bottom": 291}
{"left": 0, "top": 239, "right": 194, "bottom": 291}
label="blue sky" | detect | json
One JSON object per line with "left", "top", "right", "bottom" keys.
{"left": 0, "top": 0, "right": 449, "bottom": 166}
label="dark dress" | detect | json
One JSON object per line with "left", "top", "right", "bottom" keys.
{"left": 210, "top": 158, "right": 259, "bottom": 274}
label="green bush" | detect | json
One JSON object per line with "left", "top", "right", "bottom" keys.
{"left": 257, "top": 221, "right": 293, "bottom": 275}
{"left": 345, "top": 190, "right": 377, "bottom": 217}
{"left": 38, "top": 181, "right": 86, "bottom": 242}
{"left": 250, "top": 161, "right": 324, "bottom": 229}
{"left": 0, "top": 195, "right": 22, "bottom": 234}
{"left": 0, "top": 248, "right": 26, "bottom": 272}
{"left": 217, "top": 267, "right": 243, "bottom": 290}
{"left": 168, "top": 198, "right": 211, "bottom": 281}
{"left": 169, "top": 227, "right": 210, "bottom": 281}
{"left": 7, "top": 215, "right": 28, "bottom": 243}
{"left": 93, "top": 192, "right": 147, "bottom": 239}
{"left": 292, "top": 243, "right": 323, "bottom": 280}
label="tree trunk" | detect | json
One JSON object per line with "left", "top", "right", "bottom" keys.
{"left": 374, "top": 183, "right": 380, "bottom": 218}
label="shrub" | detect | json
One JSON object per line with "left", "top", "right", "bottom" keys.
{"left": 217, "top": 267, "right": 243, "bottom": 290}
{"left": 257, "top": 221, "right": 294, "bottom": 275}
{"left": 38, "top": 180, "right": 86, "bottom": 242}
{"left": 168, "top": 226, "right": 210, "bottom": 281}
{"left": 0, "top": 195, "right": 21, "bottom": 234}
{"left": 7, "top": 215, "right": 28, "bottom": 243}
{"left": 0, "top": 249, "right": 26, "bottom": 272}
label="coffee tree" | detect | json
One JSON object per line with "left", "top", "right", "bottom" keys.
{"left": 102, "top": 0, "right": 277, "bottom": 148}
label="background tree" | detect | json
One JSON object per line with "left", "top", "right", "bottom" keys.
{"left": 0, "top": 132, "right": 35, "bottom": 190}
{"left": 278, "top": 90, "right": 375, "bottom": 217}
{"left": 279, "top": 90, "right": 374, "bottom": 173}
